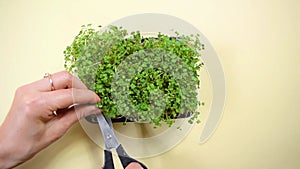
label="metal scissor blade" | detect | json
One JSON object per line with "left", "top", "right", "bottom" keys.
{"left": 96, "top": 113, "right": 120, "bottom": 149}
{"left": 103, "top": 114, "right": 113, "bottom": 128}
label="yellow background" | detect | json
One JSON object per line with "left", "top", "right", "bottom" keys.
{"left": 0, "top": 0, "right": 299, "bottom": 168}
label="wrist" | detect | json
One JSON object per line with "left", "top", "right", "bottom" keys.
{"left": 0, "top": 144, "right": 11, "bottom": 169}
{"left": 0, "top": 127, "right": 22, "bottom": 169}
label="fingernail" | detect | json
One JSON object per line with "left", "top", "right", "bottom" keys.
{"left": 96, "top": 94, "right": 101, "bottom": 102}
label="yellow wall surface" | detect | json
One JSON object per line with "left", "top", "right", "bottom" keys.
{"left": 0, "top": 0, "right": 299, "bottom": 169}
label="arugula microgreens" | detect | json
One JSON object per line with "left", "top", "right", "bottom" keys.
{"left": 64, "top": 24, "right": 205, "bottom": 127}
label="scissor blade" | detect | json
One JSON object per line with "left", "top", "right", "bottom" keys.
{"left": 104, "top": 114, "right": 113, "bottom": 128}
{"left": 96, "top": 113, "right": 120, "bottom": 149}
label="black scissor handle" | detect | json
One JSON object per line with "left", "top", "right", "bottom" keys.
{"left": 103, "top": 150, "right": 115, "bottom": 169}
{"left": 116, "top": 145, "right": 148, "bottom": 169}
{"left": 118, "top": 155, "right": 148, "bottom": 169}
{"left": 103, "top": 149, "right": 148, "bottom": 169}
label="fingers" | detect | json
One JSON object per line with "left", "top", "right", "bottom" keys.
{"left": 44, "top": 105, "right": 102, "bottom": 142}
{"left": 58, "top": 105, "right": 101, "bottom": 129}
{"left": 31, "top": 71, "right": 88, "bottom": 92}
{"left": 46, "top": 88, "right": 100, "bottom": 111}
{"left": 73, "top": 104, "right": 103, "bottom": 120}
{"left": 23, "top": 71, "right": 100, "bottom": 121}
{"left": 125, "top": 163, "right": 143, "bottom": 169}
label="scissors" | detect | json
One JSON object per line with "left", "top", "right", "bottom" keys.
{"left": 96, "top": 113, "right": 148, "bottom": 169}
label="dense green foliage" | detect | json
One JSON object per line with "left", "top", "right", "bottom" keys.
{"left": 64, "top": 24, "right": 204, "bottom": 127}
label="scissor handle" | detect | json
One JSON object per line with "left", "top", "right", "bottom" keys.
{"left": 118, "top": 155, "right": 148, "bottom": 169}
{"left": 103, "top": 150, "right": 115, "bottom": 169}
{"left": 103, "top": 149, "right": 148, "bottom": 169}
{"left": 116, "top": 145, "right": 148, "bottom": 169}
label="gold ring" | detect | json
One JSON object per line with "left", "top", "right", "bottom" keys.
{"left": 44, "top": 73, "right": 55, "bottom": 91}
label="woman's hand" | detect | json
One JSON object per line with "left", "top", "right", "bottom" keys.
{"left": 0, "top": 71, "right": 101, "bottom": 169}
